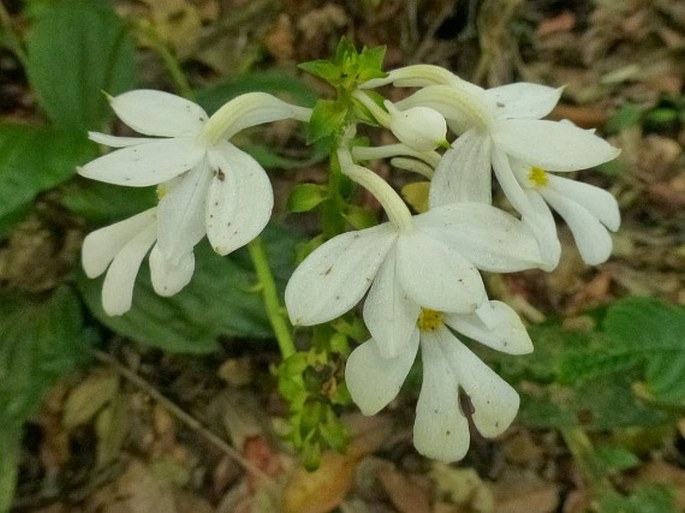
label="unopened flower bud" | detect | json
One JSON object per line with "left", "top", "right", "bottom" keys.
{"left": 385, "top": 100, "right": 447, "bottom": 152}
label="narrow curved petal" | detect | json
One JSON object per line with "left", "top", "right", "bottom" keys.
{"left": 110, "top": 90, "right": 208, "bottom": 137}
{"left": 157, "top": 161, "right": 211, "bottom": 261}
{"left": 88, "top": 132, "right": 158, "bottom": 148}
{"left": 414, "top": 330, "right": 470, "bottom": 462}
{"left": 101, "top": 221, "right": 157, "bottom": 316}
{"left": 546, "top": 174, "right": 620, "bottom": 230}
{"left": 441, "top": 331, "right": 520, "bottom": 438}
{"left": 362, "top": 251, "right": 421, "bottom": 358}
{"left": 82, "top": 208, "right": 157, "bottom": 278}
{"left": 285, "top": 224, "right": 397, "bottom": 326}
{"left": 541, "top": 188, "right": 614, "bottom": 265}
{"left": 429, "top": 130, "right": 492, "bottom": 207}
{"left": 396, "top": 229, "right": 486, "bottom": 313}
{"left": 493, "top": 119, "right": 620, "bottom": 171}
{"left": 444, "top": 300, "right": 533, "bottom": 355}
{"left": 149, "top": 244, "right": 195, "bottom": 296}
{"left": 79, "top": 137, "right": 205, "bottom": 187}
{"left": 205, "top": 144, "right": 273, "bottom": 255}
{"left": 485, "top": 83, "right": 562, "bottom": 120}
{"left": 416, "top": 202, "right": 545, "bottom": 272}
{"left": 345, "top": 331, "right": 420, "bottom": 416}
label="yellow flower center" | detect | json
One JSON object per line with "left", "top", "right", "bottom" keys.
{"left": 528, "top": 166, "right": 549, "bottom": 187}
{"left": 156, "top": 184, "right": 167, "bottom": 200}
{"left": 418, "top": 308, "right": 444, "bottom": 332}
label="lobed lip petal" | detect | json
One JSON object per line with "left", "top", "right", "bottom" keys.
{"left": 157, "top": 162, "right": 211, "bottom": 261}
{"left": 100, "top": 221, "right": 157, "bottom": 316}
{"left": 396, "top": 230, "right": 486, "bottom": 314}
{"left": 149, "top": 245, "right": 195, "bottom": 297}
{"left": 362, "top": 251, "right": 421, "bottom": 359}
{"left": 429, "top": 130, "right": 493, "bottom": 208}
{"left": 414, "top": 329, "right": 470, "bottom": 462}
{"left": 109, "top": 89, "right": 208, "bottom": 137}
{"left": 79, "top": 137, "right": 205, "bottom": 187}
{"left": 205, "top": 144, "right": 273, "bottom": 256}
{"left": 540, "top": 188, "right": 614, "bottom": 265}
{"left": 444, "top": 300, "right": 534, "bottom": 355}
{"left": 284, "top": 223, "right": 397, "bottom": 326}
{"left": 88, "top": 132, "right": 158, "bottom": 148}
{"left": 440, "top": 329, "right": 520, "bottom": 438}
{"left": 546, "top": 174, "right": 621, "bottom": 231}
{"left": 416, "top": 202, "right": 545, "bottom": 272}
{"left": 493, "top": 119, "right": 621, "bottom": 171}
{"left": 345, "top": 331, "right": 420, "bottom": 416}
{"left": 484, "top": 83, "right": 562, "bottom": 120}
{"left": 82, "top": 208, "right": 157, "bottom": 278}
{"left": 520, "top": 189, "right": 562, "bottom": 271}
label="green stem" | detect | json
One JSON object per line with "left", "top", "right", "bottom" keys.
{"left": 0, "top": 2, "right": 28, "bottom": 69}
{"left": 561, "top": 427, "right": 615, "bottom": 497}
{"left": 247, "top": 237, "right": 296, "bottom": 358}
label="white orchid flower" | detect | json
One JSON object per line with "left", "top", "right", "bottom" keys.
{"left": 284, "top": 201, "right": 544, "bottom": 358}
{"left": 384, "top": 100, "right": 448, "bottom": 152}
{"left": 345, "top": 301, "right": 532, "bottom": 462}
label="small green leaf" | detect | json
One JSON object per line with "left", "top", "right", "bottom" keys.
{"left": 342, "top": 204, "right": 378, "bottom": 230}
{"left": 298, "top": 60, "right": 342, "bottom": 84}
{"left": 25, "top": 0, "right": 136, "bottom": 130}
{"left": 357, "top": 45, "right": 387, "bottom": 83}
{"left": 287, "top": 183, "right": 328, "bottom": 213}
{"left": 599, "top": 486, "right": 676, "bottom": 513}
{"left": 594, "top": 445, "right": 640, "bottom": 475}
{"left": 307, "top": 99, "right": 347, "bottom": 144}
{"left": 605, "top": 102, "right": 644, "bottom": 134}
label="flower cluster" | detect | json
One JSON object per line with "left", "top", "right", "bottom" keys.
{"left": 79, "top": 59, "right": 620, "bottom": 462}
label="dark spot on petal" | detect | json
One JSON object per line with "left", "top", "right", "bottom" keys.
{"left": 217, "top": 168, "right": 226, "bottom": 181}
{"left": 323, "top": 266, "right": 333, "bottom": 276}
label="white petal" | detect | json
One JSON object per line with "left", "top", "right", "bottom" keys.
{"left": 441, "top": 331, "right": 520, "bottom": 438}
{"left": 88, "top": 132, "right": 156, "bottom": 148}
{"left": 205, "top": 144, "right": 273, "bottom": 255}
{"left": 414, "top": 329, "right": 470, "bottom": 462}
{"left": 415, "top": 202, "right": 544, "bottom": 272}
{"left": 444, "top": 300, "right": 533, "bottom": 355}
{"left": 521, "top": 189, "right": 562, "bottom": 270}
{"left": 546, "top": 174, "right": 620, "bottom": 231}
{"left": 492, "top": 119, "right": 620, "bottom": 171}
{"left": 541, "top": 188, "right": 614, "bottom": 265}
{"left": 79, "top": 137, "right": 205, "bottom": 186}
{"left": 101, "top": 221, "right": 157, "bottom": 316}
{"left": 82, "top": 208, "right": 157, "bottom": 278}
{"left": 148, "top": 244, "right": 195, "bottom": 296}
{"left": 157, "top": 161, "right": 211, "bottom": 261}
{"left": 396, "top": 229, "right": 486, "bottom": 313}
{"left": 285, "top": 224, "right": 397, "bottom": 326}
{"left": 110, "top": 90, "right": 208, "bottom": 137}
{"left": 429, "top": 130, "right": 493, "bottom": 207}
{"left": 345, "top": 331, "right": 420, "bottom": 416}
{"left": 362, "top": 251, "right": 421, "bottom": 358}
{"left": 385, "top": 101, "right": 447, "bottom": 152}
{"left": 484, "top": 83, "right": 562, "bottom": 120}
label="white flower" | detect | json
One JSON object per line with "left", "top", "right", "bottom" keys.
{"left": 284, "top": 202, "right": 544, "bottom": 358}
{"left": 81, "top": 208, "right": 194, "bottom": 315}
{"left": 345, "top": 301, "right": 532, "bottom": 462}
{"left": 382, "top": 71, "right": 620, "bottom": 267}
{"left": 384, "top": 100, "right": 447, "bottom": 152}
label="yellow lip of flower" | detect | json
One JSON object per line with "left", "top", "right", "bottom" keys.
{"left": 418, "top": 308, "right": 444, "bottom": 331}
{"left": 528, "top": 166, "right": 549, "bottom": 187}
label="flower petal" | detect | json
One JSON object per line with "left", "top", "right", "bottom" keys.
{"left": 362, "top": 251, "right": 421, "bottom": 358}
{"left": 484, "top": 83, "right": 562, "bottom": 119}
{"left": 205, "top": 144, "right": 273, "bottom": 255}
{"left": 285, "top": 224, "right": 397, "bottom": 326}
{"left": 157, "top": 161, "right": 211, "bottom": 261}
{"left": 79, "top": 137, "right": 205, "bottom": 187}
{"left": 149, "top": 244, "right": 195, "bottom": 296}
{"left": 345, "top": 331, "right": 420, "bottom": 416}
{"left": 88, "top": 132, "right": 156, "bottom": 148}
{"left": 429, "top": 130, "right": 493, "bottom": 207}
{"left": 442, "top": 332, "right": 520, "bottom": 438}
{"left": 444, "top": 300, "right": 533, "bottom": 355}
{"left": 109, "top": 90, "right": 208, "bottom": 137}
{"left": 396, "top": 229, "right": 486, "bottom": 313}
{"left": 540, "top": 187, "right": 614, "bottom": 265}
{"left": 415, "top": 202, "right": 545, "bottom": 272}
{"left": 414, "top": 329, "right": 470, "bottom": 462}
{"left": 82, "top": 208, "right": 157, "bottom": 278}
{"left": 101, "top": 221, "right": 157, "bottom": 316}
{"left": 492, "top": 119, "right": 620, "bottom": 171}
{"left": 546, "top": 174, "right": 620, "bottom": 231}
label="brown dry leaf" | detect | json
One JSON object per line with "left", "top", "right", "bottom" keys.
{"left": 537, "top": 11, "right": 576, "bottom": 37}
{"left": 63, "top": 370, "right": 119, "bottom": 429}
{"left": 139, "top": 0, "right": 204, "bottom": 57}
{"left": 378, "top": 467, "right": 432, "bottom": 513}
{"left": 430, "top": 463, "right": 495, "bottom": 513}
{"left": 491, "top": 469, "right": 559, "bottom": 513}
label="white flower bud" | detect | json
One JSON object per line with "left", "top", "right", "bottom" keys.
{"left": 385, "top": 100, "right": 447, "bottom": 152}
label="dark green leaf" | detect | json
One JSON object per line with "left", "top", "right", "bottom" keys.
{"left": 61, "top": 180, "right": 157, "bottom": 225}
{"left": 0, "top": 123, "right": 95, "bottom": 221}
{"left": 25, "top": 0, "right": 136, "bottom": 130}
{"left": 0, "top": 427, "right": 21, "bottom": 513}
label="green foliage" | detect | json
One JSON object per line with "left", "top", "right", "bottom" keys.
{"left": 307, "top": 99, "right": 348, "bottom": 144}
{"left": 594, "top": 445, "right": 641, "bottom": 475}
{"left": 60, "top": 181, "right": 157, "bottom": 225}
{"left": 25, "top": 0, "right": 136, "bottom": 130}
{"left": 287, "top": 183, "right": 328, "bottom": 213}
{"left": 598, "top": 486, "right": 676, "bottom": 513}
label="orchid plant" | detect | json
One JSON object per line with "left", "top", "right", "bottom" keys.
{"left": 79, "top": 38, "right": 620, "bottom": 466}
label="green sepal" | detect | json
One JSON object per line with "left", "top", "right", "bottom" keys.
{"left": 287, "top": 183, "right": 328, "bottom": 213}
